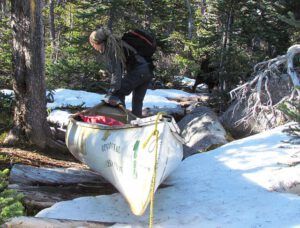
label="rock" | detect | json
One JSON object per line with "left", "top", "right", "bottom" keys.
{"left": 221, "top": 73, "right": 293, "bottom": 138}
{"left": 178, "top": 105, "right": 228, "bottom": 158}
{"left": 219, "top": 101, "right": 254, "bottom": 138}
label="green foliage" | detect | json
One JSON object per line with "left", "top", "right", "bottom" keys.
{"left": 0, "top": 169, "right": 25, "bottom": 224}
{"left": 0, "top": 134, "right": 6, "bottom": 144}
{"left": 278, "top": 86, "right": 300, "bottom": 139}
{"left": 0, "top": 92, "right": 14, "bottom": 138}
{"left": 278, "top": 101, "right": 300, "bottom": 123}
{"left": 0, "top": 92, "right": 13, "bottom": 113}
{"left": 46, "top": 58, "right": 101, "bottom": 90}
{"left": 0, "top": 2, "right": 12, "bottom": 89}
{"left": 0, "top": 0, "right": 299, "bottom": 106}
{"left": 279, "top": 12, "right": 300, "bottom": 28}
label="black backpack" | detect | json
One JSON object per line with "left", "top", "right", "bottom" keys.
{"left": 122, "top": 29, "right": 157, "bottom": 58}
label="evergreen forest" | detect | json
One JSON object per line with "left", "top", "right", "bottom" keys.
{"left": 0, "top": 0, "right": 299, "bottom": 92}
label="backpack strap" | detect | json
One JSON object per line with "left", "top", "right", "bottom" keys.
{"left": 121, "top": 40, "right": 148, "bottom": 64}
{"left": 129, "top": 31, "right": 155, "bottom": 47}
{"left": 121, "top": 40, "right": 138, "bottom": 54}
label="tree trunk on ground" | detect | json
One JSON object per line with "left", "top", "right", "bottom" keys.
{"left": 5, "top": 0, "right": 64, "bottom": 151}
{"left": 4, "top": 217, "right": 114, "bottom": 228}
{"left": 8, "top": 164, "right": 116, "bottom": 211}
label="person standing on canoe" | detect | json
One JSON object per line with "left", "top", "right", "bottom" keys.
{"left": 89, "top": 27, "right": 156, "bottom": 117}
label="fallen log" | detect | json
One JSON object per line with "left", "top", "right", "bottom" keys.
{"left": 8, "top": 164, "right": 117, "bottom": 212}
{"left": 3, "top": 216, "right": 114, "bottom": 228}
{"left": 142, "top": 105, "right": 185, "bottom": 116}
{"left": 9, "top": 164, "right": 107, "bottom": 185}
{"left": 50, "top": 126, "right": 66, "bottom": 142}
{"left": 9, "top": 183, "right": 117, "bottom": 211}
{"left": 167, "top": 94, "right": 210, "bottom": 103}
{"left": 167, "top": 95, "right": 210, "bottom": 107}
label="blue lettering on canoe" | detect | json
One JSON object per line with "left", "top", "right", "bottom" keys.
{"left": 102, "top": 142, "right": 120, "bottom": 153}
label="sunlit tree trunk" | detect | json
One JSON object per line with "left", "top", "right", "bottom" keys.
{"left": 49, "top": 0, "right": 56, "bottom": 62}
{"left": 185, "top": 0, "right": 193, "bottom": 39}
{"left": 0, "top": 0, "right": 6, "bottom": 19}
{"left": 68, "top": 3, "right": 73, "bottom": 41}
{"left": 0, "top": 0, "right": 6, "bottom": 11}
{"left": 219, "top": 3, "right": 234, "bottom": 91}
{"left": 5, "top": 0, "right": 52, "bottom": 149}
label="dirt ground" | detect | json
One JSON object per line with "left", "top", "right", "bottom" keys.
{"left": 0, "top": 146, "right": 87, "bottom": 169}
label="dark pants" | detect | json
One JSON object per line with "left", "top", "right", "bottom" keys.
{"left": 114, "top": 63, "right": 153, "bottom": 117}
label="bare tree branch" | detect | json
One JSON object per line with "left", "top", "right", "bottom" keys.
{"left": 229, "top": 44, "right": 300, "bottom": 129}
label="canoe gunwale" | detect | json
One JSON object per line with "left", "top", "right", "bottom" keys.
{"left": 68, "top": 115, "right": 179, "bottom": 132}
{"left": 68, "top": 118, "right": 134, "bottom": 130}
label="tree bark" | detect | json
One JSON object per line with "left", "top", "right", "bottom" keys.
{"left": 287, "top": 45, "right": 300, "bottom": 90}
{"left": 199, "top": 0, "right": 207, "bottom": 24}
{"left": 8, "top": 164, "right": 116, "bottom": 212}
{"left": 201, "top": 0, "right": 206, "bottom": 15}
{"left": 185, "top": 0, "right": 193, "bottom": 39}
{"left": 5, "top": 0, "right": 52, "bottom": 149}
{"left": 9, "top": 164, "right": 107, "bottom": 185}
{"left": 0, "top": 0, "right": 7, "bottom": 20}
{"left": 4, "top": 216, "right": 114, "bottom": 227}
{"left": 219, "top": 2, "right": 234, "bottom": 91}
{"left": 143, "top": 0, "right": 152, "bottom": 29}
{"left": 107, "top": 1, "right": 116, "bottom": 30}
{"left": 0, "top": 0, "right": 6, "bottom": 13}
{"left": 49, "top": 0, "right": 56, "bottom": 61}
{"left": 293, "top": 1, "right": 300, "bottom": 20}
{"left": 68, "top": 3, "right": 73, "bottom": 41}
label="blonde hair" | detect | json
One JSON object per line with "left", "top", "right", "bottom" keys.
{"left": 93, "top": 27, "right": 126, "bottom": 70}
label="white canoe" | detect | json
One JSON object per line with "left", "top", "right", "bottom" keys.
{"left": 66, "top": 114, "right": 183, "bottom": 216}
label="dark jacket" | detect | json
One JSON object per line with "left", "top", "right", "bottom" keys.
{"left": 104, "top": 41, "right": 152, "bottom": 93}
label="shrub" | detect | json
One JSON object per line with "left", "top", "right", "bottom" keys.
{"left": 0, "top": 92, "right": 14, "bottom": 140}
{"left": 0, "top": 169, "right": 25, "bottom": 224}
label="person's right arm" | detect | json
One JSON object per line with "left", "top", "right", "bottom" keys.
{"left": 106, "top": 48, "right": 123, "bottom": 94}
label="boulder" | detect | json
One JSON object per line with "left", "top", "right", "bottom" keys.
{"left": 178, "top": 105, "right": 228, "bottom": 158}
{"left": 221, "top": 73, "right": 292, "bottom": 138}
{"left": 219, "top": 101, "right": 255, "bottom": 138}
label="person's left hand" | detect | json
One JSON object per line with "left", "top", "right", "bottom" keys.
{"left": 103, "top": 94, "right": 122, "bottom": 106}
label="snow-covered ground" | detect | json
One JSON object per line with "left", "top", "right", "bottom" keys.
{"left": 0, "top": 89, "right": 14, "bottom": 96}
{"left": 2, "top": 88, "right": 300, "bottom": 227}
{"left": 1, "top": 87, "right": 196, "bottom": 127}
{"left": 174, "top": 76, "right": 208, "bottom": 92}
{"left": 36, "top": 124, "right": 300, "bottom": 227}
{"left": 46, "top": 88, "right": 196, "bottom": 127}
{"left": 46, "top": 88, "right": 195, "bottom": 110}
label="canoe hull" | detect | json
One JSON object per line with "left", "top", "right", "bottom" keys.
{"left": 66, "top": 116, "right": 183, "bottom": 216}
